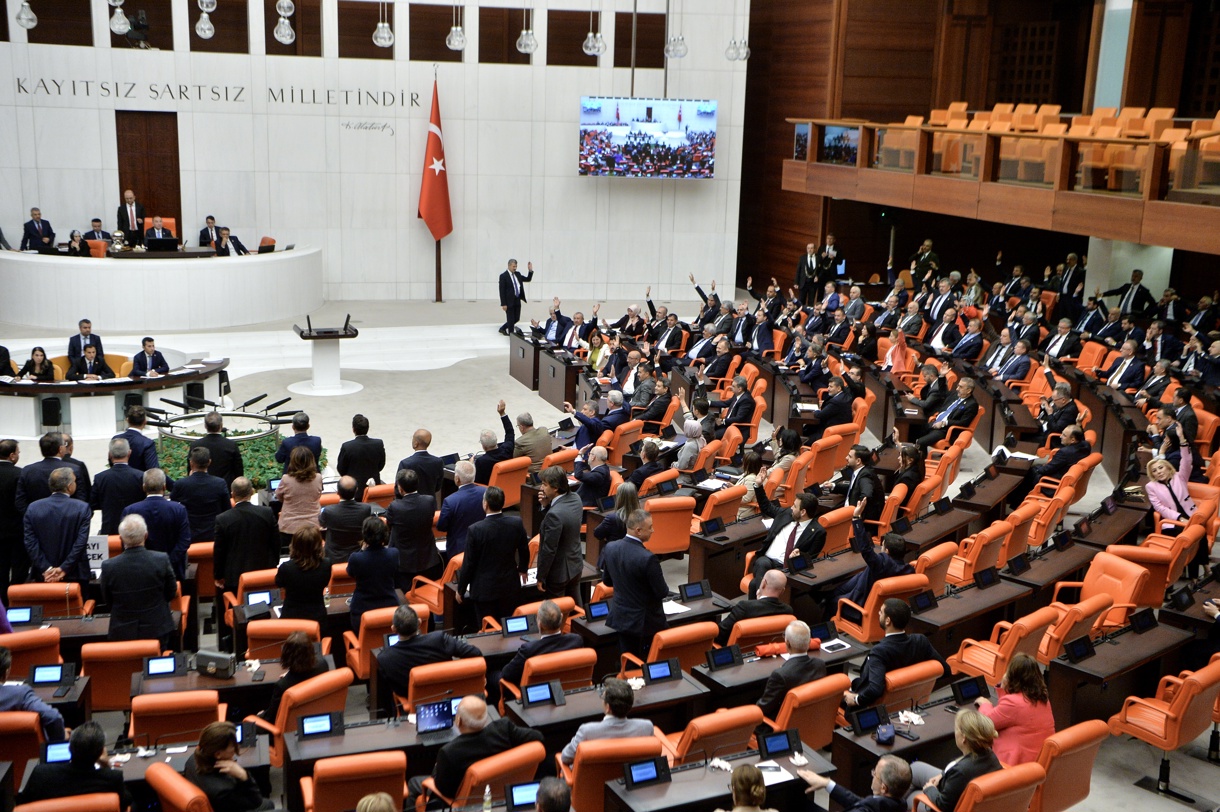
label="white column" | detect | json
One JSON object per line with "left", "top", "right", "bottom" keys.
{"left": 1093, "top": 0, "right": 1133, "bottom": 110}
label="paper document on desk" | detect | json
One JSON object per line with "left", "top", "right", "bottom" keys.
{"left": 794, "top": 402, "right": 820, "bottom": 413}
{"left": 662, "top": 600, "right": 691, "bottom": 616}
{"left": 992, "top": 445, "right": 1038, "bottom": 460}
{"left": 757, "top": 761, "right": 794, "bottom": 786}
{"left": 523, "top": 567, "right": 539, "bottom": 587}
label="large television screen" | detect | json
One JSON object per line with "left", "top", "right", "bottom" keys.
{"left": 579, "top": 97, "right": 716, "bottom": 179}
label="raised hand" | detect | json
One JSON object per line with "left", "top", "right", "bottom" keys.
{"left": 527, "top": 261, "right": 534, "bottom": 272}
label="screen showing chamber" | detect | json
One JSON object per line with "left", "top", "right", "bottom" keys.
{"left": 579, "top": 97, "right": 717, "bottom": 179}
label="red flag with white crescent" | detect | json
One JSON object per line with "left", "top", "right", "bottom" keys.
{"left": 418, "top": 81, "right": 453, "bottom": 241}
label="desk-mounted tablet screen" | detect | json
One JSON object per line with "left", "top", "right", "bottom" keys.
{"left": 507, "top": 782, "right": 541, "bottom": 812}
{"left": 439, "top": 453, "right": 460, "bottom": 466}
{"left": 30, "top": 664, "right": 64, "bottom": 685}
{"left": 383, "top": 633, "right": 400, "bottom": 648}
{"left": 705, "top": 645, "right": 743, "bottom": 671}
{"left": 502, "top": 615, "right": 536, "bottom": 637}
{"left": 1102, "top": 496, "right": 1118, "bottom": 515}
{"left": 700, "top": 517, "right": 725, "bottom": 535}
{"left": 7, "top": 606, "right": 39, "bottom": 625}
{"left": 522, "top": 680, "right": 567, "bottom": 708}
{"left": 643, "top": 658, "right": 681, "bottom": 685}
{"left": 144, "top": 654, "right": 186, "bottom": 678}
{"left": 623, "top": 756, "right": 672, "bottom": 790}
{"left": 1006, "top": 553, "right": 1031, "bottom": 576}
{"left": 1168, "top": 585, "right": 1194, "bottom": 611}
{"left": 849, "top": 704, "right": 889, "bottom": 736}
{"left": 809, "top": 620, "right": 837, "bottom": 642}
{"left": 678, "top": 580, "right": 710, "bottom": 602}
{"left": 890, "top": 517, "right": 912, "bottom": 535}
{"left": 1063, "top": 635, "right": 1096, "bottom": 663}
{"left": 932, "top": 497, "right": 952, "bottom": 515}
{"left": 758, "top": 728, "right": 800, "bottom": 760}
{"left": 234, "top": 721, "right": 256, "bottom": 746}
{"left": 950, "top": 676, "right": 987, "bottom": 705}
{"left": 1073, "top": 518, "right": 1092, "bottom": 538}
{"left": 1051, "top": 530, "right": 1074, "bottom": 552}
{"left": 957, "top": 481, "right": 976, "bottom": 500}
{"left": 587, "top": 600, "right": 610, "bottom": 620}
{"left": 656, "top": 478, "right": 679, "bottom": 495}
{"left": 909, "top": 590, "right": 939, "bottom": 614}
{"left": 599, "top": 496, "right": 617, "bottom": 512}
{"left": 42, "top": 742, "right": 72, "bottom": 764}
{"left": 1129, "top": 607, "right": 1158, "bottom": 634}
{"left": 245, "top": 591, "right": 273, "bottom": 606}
{"left": 972, "top": 567, "right": 999, "bottom": 590}
{"left": 416, "top": 699, "right": 456, "bottom": 734}
{"left": 297, "top": 711, "right": 344, "bottom": 738}
{"left": 787, "top": 554, "right": 810, "bottom": 573}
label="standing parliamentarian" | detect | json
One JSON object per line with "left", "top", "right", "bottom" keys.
{"left": 91, "top": 438, "right": 145, "bottom": 535}
{"left": 170, "top": 447, "right": 231, "bottom": 544}
{"left": 102, "top": 514, "right": 178, "bottom": 649}
{"left": 189, "top": 412, "right": 245, "bottom": 487}
{"left": 213, "top": 478, "right": 280, "bottom": 597}
{"left": 23, "top": 468, "right": 91, "bottom": 586}
{"left": 601, "top": 509, "right": 669, "bottom": 659}
{"left": 0, "top": 439, "right": 23, "bottom": 602}
{"left": 116, "top": 189, "right": 146, "bottom": 246}
{"left": 535, "top": 466, "right": 583, "bottom": 601}
{"left": 336, "top": 413, "right": 385, "bottom": 499}
{"left": 498, "top": 259, "right": 535, "bottom": 335}
{"left": 457, "top": 486, "right": 530, "bottom": 628}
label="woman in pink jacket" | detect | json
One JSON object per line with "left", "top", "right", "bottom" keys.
{"left": 1145, "top": 424, "right": 1205, "bottom": 576}
{"left": 975, "top": 653, "right": 1054, "bottom": 765}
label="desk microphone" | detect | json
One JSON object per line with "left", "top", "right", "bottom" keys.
{"left": 239, "top": 394, "right": 267, "bottom": 410}
{"left": 160, "top": 398, "right": 191, "bottom": 412}
{"left": 261, "top": 397, "right": 292, "bottom": 414}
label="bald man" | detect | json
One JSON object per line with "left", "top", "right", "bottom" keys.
{"left": 397, "top": 429, "right": 443, "bottom": 497}
{"left": 716, "top": 570, "right": 793, "bottom": 645}
{"left": 318, "top": 476, "right": 373, "bottom": 563}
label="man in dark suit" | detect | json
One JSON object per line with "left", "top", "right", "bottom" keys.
{"left": 1009, "top": 425, "right": 1092, "bottom": 507}
{"left": 796, "top": 242, "right": 820, "bottom": 305}
{"left": 474, "top": 401, "right": 516, "bottom": 485}
{"left": 950, "top": 319, "right": 984, "bottom": 361}
{"left": 318, "top": 477, "right": 372, "bottom": 563}
{"left": 573, "top": 446, "right": 611, "bottom": 508}
{"left": 101, "top": 514, "right": 178, "bottom": 648}
{"left": 120, "top": 469, "right": 191, "bottom": 580}
{"left": 709, "top": 376, "right": 756, "bottom": 440}
{"left": 728, "top": 302, "right": 757, "bottom": 347}
{"left": 1074, "top": 297, "right": 1108, "bottom": 337}
{"left": 169, "top": 447, "right": 231, "bottom": 543}
{"left": 498, "top": 258, "right": 535, "bottom": 335}
{"left": 59, "top": 434, "right": 91, "bottom": 506}
{"left": 131, "top": 337, "right": 170, "bottom": 377}
{"left": 213, "top": 227, "right": 249, "bottom": 256}
{"left": 833, "top": 530, "right": 914, "bottom": 612}
{"left": 1055, "top": 253, "right": 1086, "bottom": 321}
{"left": 910, "top": 239, "right": 940, "bottom": 282}
{"left": 1012, "top": 313, "right": 1041, "bottom": 350}
{"left": 386, "top": 469, "right": 442, "bottom": 590}
{"left": 990, "top": 338, "right": 1032, "bottom": 385}
{"left": 1187, "top": 295, "right": 1218, "bottom": 334}
{"left": 144, "top": 216, "right": 172, "bottom": 242}
{"left": 20, "top": 207, "right": 55, "bottom": 252}
{"left": 897, "top": 302, "right": 925, "bottom": 337}
{"left": 458, "top": 486, "right": 529, "bottom": 626}
{"left": 1040, "top": 319, "right": 1081, "bottom": 361}
{"left": 825, "top": 445, "right": 883, "bottom": 523}
{"left": 18, "top": 721, "right": 130, "bottom": 807}
{"left": 1099, "top": 269, "right": 1156, "bottom": 317}
{"left": 902, "top": 364, "right": 949, "bottom": 418}
{"left": 537, "top": 467, "right": 584, "bottom": 601}
{"left": 199, "top": 215, "right": 220, "bottom": 248}
{"left": 90, "top": 438, "right": 145, "bottom": 535}
{"left": 924, "top": 279, "right": 956, "bottom": 325}
{"left": 213, "top": 478, "right": 280, "bottom": 596}
{"left": 67, "top": 345, "right": 114, "bottom": 381}
{"left": 188, "top": 412, "right": 244, "bottom": 487}
{"left": 275, "top": 412, "right": 322, "bottom": 474}
{"left": 84, "top": 219, "right": 112, "bottom": 243}
{"left": 924, "top": 308, "right": 961, "bottom": 354}
{"left": 530, "top": 297, "right": 573, "bottom": 343}
{"left": 1099, "top": 340, "right": 1146, "bottom": 391}
{"left": 912, "top": 377, "right": 980, "bottom": 449}
{"left": 376, "top": 604, "right": 482, "bottom": 716}
{"left": 15, "top": 433, "right": 86, "bottom": 512}
{"left": 804, "top": 376, "right": 854, "bottom": 442}
{"left": 397, "top": 428, "right": 444, "bottom": 498}
{"left": 845, "top": 599, "right": 948, "bottom": 707}
{"left": 23, "top": 467, "right": 91, "bottom": 585}
{"left": 116, "top": 189, "right": 146, "bottom": 245}
{"left": 111, "top": 407, "right": 159, "bottom": 475}
{"left": 1036, "top": 381, "right": 1079, "bottom": 447}
{"left": 66, "top": 319, "right": 104, "bottom": 362}
{"left": 681, "top": 323, "right": 719, "bottom": 367}
{"left": 602, "top": 509, "right": 670, "bottom": 658}
{"left": 407, "top": 696, "right": 544, "bottom": 807}
{"left": 335, "top": 413, "right": 384, "bottom": 499}
{"left": 437, "top": 461, "right": 486, "bottom": 560}
{"left": 1171, "top": 388, "right": 1200, "bottom": 446}
{"left": 798, "top": 754, "right": 912, "bottom": 812}
{"left": 757, "top": 620, "right": 828, "bottom": 724}
{"left": 0, "top": 646, "right": 65, "bottom": 741}
{"left": 0, "top": 440, "right": 24, "bottom": 601}
{"left": 626, "top": 441, "right": 665, "bottom": 489}
{"left": 496, "top": 599, "right": 583, "bottom": 692}
{"left": 717, "top": 569, "right": 793, "bottom": 645}
{"left": 1133, "top": 359, "right": 1173, "bottom": 408}
{"left": 1142, "top": 320, "right": 1184, "bottom": 362}
{"left": 749, "top": 483, "right": 826, "bottom": 599}
{"left": 825, "top": 310, "right": 853, "bottom": 347}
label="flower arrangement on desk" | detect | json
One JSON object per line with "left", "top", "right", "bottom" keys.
{"left": 158, "top": 429, "right": 328, "bottom": 489}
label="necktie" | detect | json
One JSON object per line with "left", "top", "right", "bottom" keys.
{"left": 999, "top": 356, "right": 1017, "bottom": 379}
{"left": 990, "top": 347, "right": 1008, "bottom": 370}
{"left": 1112, "top": 358, "right": 1130, "bottom": 385}
{"left": 564, "top": 326, "right": 577, "bottom": 348}
{"left": 1049, "top": 335, "right": 1065, "bottom": 356}
{"left": 783, "top": 523, "right": 800, "bottom": 561}
{"left": 1061, "top": 270, "right": 1072, "bottom": 294}
{"left": 512, "top": 273, "right": 520, "bottom": 297}
{"left": 87, "top": 361, "right": 93, "bottom": 374}
{"left": 937, "top": 398, "right": 960, "bottom": 422}
{"left": 35, "top": 222, "right": 41, "bottom": 235}
{"left": 129, "top": 205, "right": 135, "bottom": 228}
{"left": 1121, "top": 285, "right": 1137, "bottom": 314}
{"left": 210, "top": 229, "right": 216, "bottom": 243}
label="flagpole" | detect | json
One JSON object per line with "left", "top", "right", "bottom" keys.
{"left": 432, "top": 63, "right": 443, "bottom": 303}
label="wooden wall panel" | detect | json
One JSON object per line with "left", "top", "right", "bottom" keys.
{"left": 976, "top": 184, "right": 1054, "bottom": 230}
{"left": 837, "top": 0, "right": 938, "bottom": 122}
{"left": 408, "top": 3, "right": 462, "bottom": 63}
{"left": 1052, "top": 191, "right": 1144, "bottom": 241}
{"left": 855, "top": 169, "right": 916, "bottom": 208}
{"left": 25, "top": 0, "right": 92, "bottom": 46}
{"left": 934, "top": 15, "right": 992, "bottom": 108}
{"left": 116, "top": 111, "right": 182, "bottom": 233}
{"left": 912, "top": 175, "right": 980, "bottom": 219}
{"left": 1142, "top": 200, "right": 1220, "bottom": 254}
{"left": 1123, "top": 0, "right": 1190, "bottom": 109}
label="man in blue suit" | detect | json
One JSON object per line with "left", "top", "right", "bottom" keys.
{"left": 20, "top": 208, "right": 55, "bottom": 252}
{"left": 992, "top": 338, "right": 1032, "bottom": 385}
{"left": 67, "top": 319, "right": 104, "bottom": 362}
{"left": 120, "top": 469, "right": 192, "bottom": 580}
{"left": 169, "top": 447, "right": 231, "bottom": 543}
{"left": 1100, "top": 339, "right": 1146, "bottom": 391}
{"left": 572, "top": 446, "right": 611, "bottom": 508}
{"left": 530, "top": 297, "right": 572, "bottom": 344}
{"left": 15, "top": 433, "right": 86, "bottom": 512}
{"left": 709, "top": 376, "right": 755, "bottom": 439}
{"left": 951, "top": 319, "right": 985, "bottom": 361}
{"left": 436, "top": 461, "right": 486, "bottom": 560}
{"left": 131, "top": 337, "right": 169, "bottom": 377}
{"left": 601, "top": 509, "right": 669, "bottom": 658}
{"left": 91, "top": 438, "right": 146, "bottom": 535}
{"left": 23, "top": 468, "right": 91, "bottom": 585}
{"left": 275, "top": 412, "right": 322, "bottom": 474}
{"left": 113, "top": 406, "right": 159, "bottom": 472}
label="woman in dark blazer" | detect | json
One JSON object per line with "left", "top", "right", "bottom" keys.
{"left": 65, "top": 230, "right": 91, "bottom": 257}
{"left": 345, "top": 516, "right": 400, "bottom": 632}
{"left": 855, "top": 323, "right": 879, "bottom": 364}
{"left": 259, "top": 631, "right": 329, "bottom": 721}
{"left": 892, "top": 442, "right": 926, "bottom": 511}
{"left": 275, "top": 527, "right": 332, "bottom": 627}
{"left": 910, "top": 709, "right": 1002, "bottom": 812}
{"left": 17, "top": 347, "right": 56, "bottom": 382}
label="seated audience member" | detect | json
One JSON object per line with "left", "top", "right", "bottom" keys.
{"left": 376, "top": 605, "right": 481, "bottom": 716}
{"left": 1133, "top": 359, "right": 1173, "bottom": 408}
{"left": 535, "top": 778, "right": 571, "bottom": 812}
{"left": 627, "top": 440, "right": 665, "bottom": 489}
{"left": 990, "top": 339, "right": 1031, "bottom": 384}
{"left": 495, "top": 600, "right": 583, "bottom": 698}
{"left": 276, "top": 526, "right": 332, "bottom": 627}
{"left": 259, "top": 631, "right": 329, "bottom": 721}
{"left": 831, "top": 529, "right": 913, "bottom": 615}
{"left": 144, "top": 216, "right": 172, "bottom": 241}
{"left": 170, "top": 447, "right": 231, "bottom": 543}
{"left": 121, "top": 468, "right": 191, "bottom": 579}
{"left": 951, "top": 319, "right": 984, "bottom": 361}
{"left": 1008, "top": 424, "right": 1090, "bottom": 507}
{"left": 405, "top": 696, "right": 544, "bottom": 806}
{"left": 903, "top": 363, "right": 949, "bottom": 416}
{"left": 559, "top": 677, "right": 654, "bottom": 764}
{"left": 0, "top": 645, "right": 66, "bottom": 741}
{"left": 356, "top": 794, "right": 396, "bottom": 812}
{"left": 749, "top": 477, "right": 825, "bottom": 599}
{"left": 974, "top": 653, "right": 1054, "bottom": 765}
{"left": 67, "top": 344, "right": 114, "bottom": 381}
{"left": 887, "top": 441, "right": 925, "bottom": 511}
{"left": 437, "top": 461, "right": 486, "bottom": 559}
{"left": 911, "top": 378, "right": 979, "bottom": 449}
{"left": 347, "top": 517, "right": 399, "bottom": 633}
{"left": 65, "top": 230, "right": 90, "bottom": 257}
{"left": 199, "top": 215, "right": 220, "bottom": 248}
{"left": 883, "top": 329, "right": 911, "bottom": 373}
{"left": 845, "top": 599, "right": 948, "bottom": 708}
{"left": 593, "top": 483, "right": 639, "bottom": 558}
{"left": 673, "top": 420, "right": 707, "bottom": 482}
{"left": 101, "top": 514, "right": 178, "bottom": 648}
{"left": 132, "top": 336, "right": 170, "bottom": 377}
{"left": 474, "top": 400, "right": 516, "bottom": 485}
{"left": 530, "top": 297, "right": 572, "bottom": 343}
{"left": 91, "top": 438, "right": 145, "bottom": 535}
{"left": 1098, "top": 339, "right": 1146, "bottom": 391}
{"left": 1041, "top": 318, "right": 1081, "bottom": 360}
{"left": 709, "top": 375, "right": 755, "bottom": 439}
{"left": 184, "top": 722, "right": 275, "bottom": 812}
{"left": 756, "top": 620, "right": 826, "bottom": 726}
{"left": 713, "top": 765, "right": 779, "bottom": 812}
{"left": 275, "top": 412, "right": 322, "bottom": 474}
{"left": 85, "top": 219, "right": 112, "bottom": 243}
{"left": 513, "top": 412, "right": 551, "bottom": 473}
{"left": 701, "top": 338, "right": 734, "bottom": 382}
{"left": 19, "top": 721, "right": 130, "bottom": 808}
{"left": 734, "top": 452, "right": 764, "bottom": 519}
{"left": 799, "top": 755, "right": 912, "bottom": 812}
{"left": 803, "top": 375, "right": 854, "bottom": 442}
{"left": 574, "top": 445, "right": 612, "bottom": 507}
{"left": 635, "top": 377, "right": 675, "bottom": 432}
{"left": 926, "top": 309, "right": 961, "bottom": 354}
{"left": 386, "top": 468, "right": 441, "bottom": 590}
{"left": 629, "top": 363, "right": 657, "bottom": 409}
{"left": 318, "top": 476, "right": 373, "bottom": 562}
{"left": 214, "top": 227, "right": 250, "bottom": 256}
{"left": 717, "top": 569, "right": 793, "bottom": 645}
{"left": 908, "top": 710, "right": 1001, "bottom": 812}
{"left": 457, "top": 486, "right": 530, "bottom": 625}
{"left": 1035, "top": 380, "right": 1079, "bottom": 447}
{"left": 335, "top": 413, "right": 385, "bottom": 499}
{"left": 17, "top": 347, "right": 55, "bottom": 382}
{"left": 692, "top": 397, "right": 718, "bottom": 443}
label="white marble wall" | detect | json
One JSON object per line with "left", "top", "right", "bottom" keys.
{"left": 0, "top": 0, "right": 748, "bottom": 306}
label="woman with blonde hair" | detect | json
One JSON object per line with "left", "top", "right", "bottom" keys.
{"left": 713, "top": 764, "right": 776, "bottom": 812}
{"left": 356, "top": 793, "right": 398, "bottom": 812}
{"left": 909, "top": 709, "right": 1001, "bottom": 812}
{"left": 975, "top": 653, "right": 1054, "bottom": 765}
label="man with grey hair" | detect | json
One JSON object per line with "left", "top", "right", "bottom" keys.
{"left": 474, "top": 400, "right": 515, "bottom": 485}
{"left": 101, "top": 514, "right": 177, "bottom": 647}
{"left": 318, "top": 475, "right": 372, "bottom": 563}
{"left": 120, "top": 468, "right": 191, "bottom": 579}
{"left": 709, "top": 374, "right": 755, "bottom": 439}
{"left": 602, "top": 508, "right": 668, "bottom": 658}
{"left": 798, "top": 754, "right": 912, "bottom": 812}
{"left": 559, "top": 676, "right": 654, "bottom": 764}
{"left": 756, "top": 620, "right": 826, "bottom": 727}
{"left": 513, "top": 411, "right": 551, "bottom": 473}
{"left": 23, "top": 467, "right": 91, "bottom": 585}
{"left": 90, "top": 437, "right": 144, "bottom": 535}
{"left": 437, "top": 460, "right": 486, "bottom": 560}
{"left": 1036, "top": 377, "right": 1079, "bottom": 447}
{"left": 496, "top": 599, "right": 582, "bottom": 701}
{"left": 1040, "top": 318, "right": 1081, "bottom": 360}
{"left": 407, "top": 695, "right": 543, "bottom": 806}
{"left": 573, "top": 445, "right": 611, "bottom": 508}
{"left": 534, "top": 778, "right": 572, "bottom": 812}
{"left": 536, "top": 466, "right": 584, "bottom": 600}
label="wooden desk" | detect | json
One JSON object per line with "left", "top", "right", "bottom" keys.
{"left": 951, "top": 474, "right": 1023, "bottom": 529}
{"left": 1074, "top": 504, "right": 1148, "bottom": 549}
{"left": 786, "top": 553, "right": 870, "bottom": 621}
{"left": 365, "top": 633, "right": 521, "bottom": 717}
{"left": 1001, "top": 545, "right": 1098, "bottom": 613}
{"left": 604, "top": 746, "right": 834, "bottom": 812}
{"left": 690, "top": 642, "right": 866, "bottom": 708}
{"left": 832, "top": 706, "right": 961, "bottom": 797}
{"left": 44, "top": 613, "right": 181, "bottom": 662}
{"left": 32, "top": 676, "right": 91, "bottom": 728}
{"left": 902, "top": 510, "right": 981, "bottom": 555}
{"left": 538, "top": 352, "right": 588, "bottom": 411}
{"left": 508, "top": 333, "right": 541, "bottom": 390}
{"left": 688, "top": 517, "right": 768, "bottom": 599}
{"left": 1159, "top": 578, "right": 1220, "bottom": 636}
{"left": 232, "top": 593, "right": 399, "bottom": 657}
{"left": 572, "top": 595, "right": 731, "bottom": 680}
{"left": 1047, "top": 624, "right": 1193, "bottom": 729}
{"left": 128, "top": 656, "right": 336, "bottom": 720}
{"left": 518, "top": 483, "right": 543, "bottom": 537}
{"left": 441, "top": 563, "right": 601, "bottom": 632}
{"left": 907, "top": 581, "right": 1031, "bottom": 661}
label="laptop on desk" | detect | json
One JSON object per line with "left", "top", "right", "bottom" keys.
{"left": 146, "top": 237, "right": 179, "bottom": 252}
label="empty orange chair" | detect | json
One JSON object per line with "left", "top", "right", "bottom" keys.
{"left": 946, "top": 521, "right": 1011, "bottom": 586}
{"left": 725, "top": 614, "right": 796, "bottom": 652}
{"left": 1107, "top": 658, "right": 1220, "bottom": 803}
{"left": 188, "top": 542, "right": 216, "bottom": 601}
{"left": 7, "top": 583, "right": 95, "bottom": 617}
{"left": 146, "top": 760, "right": 215, "bottom": 812}
{"left": 558, "top": 737, "right": 662, "bottom": 812}
{"left": 692, "top": 484, "right": 747, "bottom": 533}
{"left": 487, "top": 456, "right": 532, "bottom": 507}
{"left": 81, "top": 639, "right": 163, "bottom": 712}
{"left": 755, "top": 672, "right": 850, "bottom": 750}
{"left": 301, "top": 751, "right": 408, "bottom": 812}
{"left": 910, "top": 762, "right": 1046, "bottom": 812}
{"left": 15, "top": 794, "right": 121, "bottom": 812}
{"left": 407, "top": 553, "right": 463, "bottom": 617}
{"left": 644, "top": 496, "right": 696, "bottom": 555}
{"left": 0, "top": 711, "right": 45, "bottom": 786}
{"left": 414, "top": 741, "right": 546, "bottom": 812}
{"left": 1048, "top": 552, "right": 1147, "bottom": 633}
{"left": 607, "top": 421, "right": 645, "bottom": 468}
{"left": 819, "top": 506, "right": 856, "bottom": 555}
{"left": 129, "top": 690, "right": 226, "bottom": 746}
{"left": 1037, "top": 593, "right": 1113, "bottom": 665}
{"left": 657, "top": 705, "right": 764, "bottom": 765}
{"left": 835, "top": 573, "right": 930, "bottom": 644}
{"left": 620, "top": 621, "right": 718, "bottom": 678}
{"left": 360, "top": 483, "right": 395, "bottom": 508}
{"left": 247, "top": 667, "right": 354, "bottom": 767}
{"left": 398, "top": 657, "right": 486, "bottom": 715}
{"left": 916, "top": 542, "right": 958, "bottom": 596}
{"left": 948, "top": 607, "right": 1059, "bottom": 684}
{"left": 246, "top": 618, "right": 331, "bottom": 659}
{"left": 1106, "top": 528, "right": 1203, "bottom": 608}
{"left": 1028, "top": 720, "right": 1110, "bottom": 812}
{"left": 543, "top": 447, "right": 579, "bottom": 472}
{"left": 1, "top": 627, "right": 63, "bottom": 678}
{"left": 499, "top": 648, "right": 597, "bottom": 714}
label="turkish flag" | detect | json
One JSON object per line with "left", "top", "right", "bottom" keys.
{"left": 418, "top": 80, "right": 453, "bottom": 241}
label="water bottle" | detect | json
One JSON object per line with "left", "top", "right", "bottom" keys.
{"left": 483, "top": 784, "right": 492, "bottom": 812}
